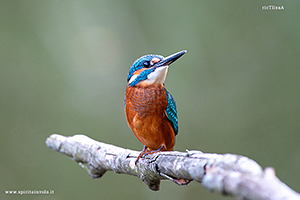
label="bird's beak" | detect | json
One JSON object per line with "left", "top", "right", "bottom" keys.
{"left": 154, "top": 50, "right": 187, "bottom": 68}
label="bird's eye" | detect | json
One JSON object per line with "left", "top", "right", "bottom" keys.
{"left": 143, "top": 61, "right": 151, "bottom": 68}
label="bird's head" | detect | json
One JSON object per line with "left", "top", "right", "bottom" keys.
{"left": 127, "top": 50, "right": 187, "bottom": 87}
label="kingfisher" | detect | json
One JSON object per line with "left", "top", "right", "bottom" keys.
{"left": 124, "top": 50, "right": 187, "bottom": 164}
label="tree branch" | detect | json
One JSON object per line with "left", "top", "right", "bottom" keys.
{"left": 45, "top": 134, "right": 300, "bottom": 200}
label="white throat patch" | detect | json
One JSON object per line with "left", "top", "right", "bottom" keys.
{"left": 128, "top": 66, "right": 169, "bottom": 86}
{"left": 146, "top": 66, "right": 168, "bottom": 84}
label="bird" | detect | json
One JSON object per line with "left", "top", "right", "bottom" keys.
{"left": 124, "top": 50, "right": 187, "bottom": 164}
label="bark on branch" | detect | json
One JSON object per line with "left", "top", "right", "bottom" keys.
{"left": 45, "top": 134, "right": 300, "bottom": 200}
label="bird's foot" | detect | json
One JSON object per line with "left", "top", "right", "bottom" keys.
{"left": 143, "top": 144, "right": 165, "bottom": 157}
{"left": 135, "top": 144, "right": 166, "bottom": 164}
{"left": 135, "top": 145, "right": 147, "bottom": 165}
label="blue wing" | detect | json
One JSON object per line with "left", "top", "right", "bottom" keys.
{"left": 165, "top": 88, "right": 178, "bottom": 135}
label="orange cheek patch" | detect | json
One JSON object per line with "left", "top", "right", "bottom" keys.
{"left": 133, "top": 68, "right": 145, "bottom": 76}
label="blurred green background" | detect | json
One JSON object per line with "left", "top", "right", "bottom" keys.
{"left": 1, "top": 0, "right": 299, "bottom": 200}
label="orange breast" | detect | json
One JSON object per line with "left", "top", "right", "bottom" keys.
{"left": 125, "top": 84, "right": 175, "bottom": 151}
